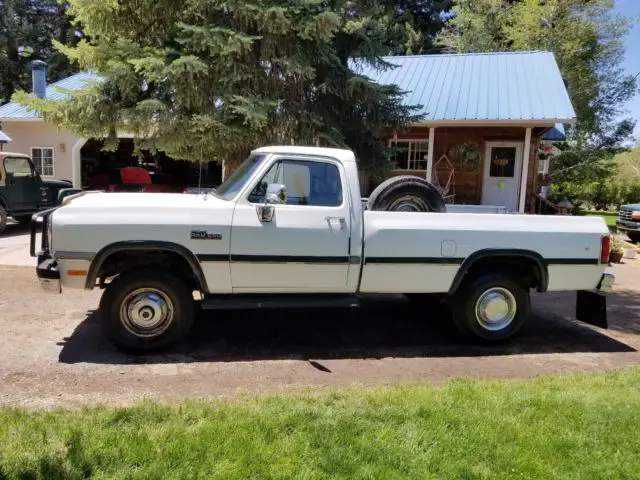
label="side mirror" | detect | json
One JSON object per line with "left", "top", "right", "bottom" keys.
{"left": 256, "top": 184, "right": 287, "bottom": 223}
{"left": 265, "top": 183, "right": 287, "bottom": 205}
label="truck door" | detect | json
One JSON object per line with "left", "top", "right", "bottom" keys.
{"left": 230, "top": 156, "right": 352, "bottom": 292}
{"left": 3, "top": 156, "right": 41, "bottom": 212}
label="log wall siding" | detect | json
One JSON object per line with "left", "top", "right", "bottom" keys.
{"left": 382, "top": 126, "right": 543, "bottom": 210}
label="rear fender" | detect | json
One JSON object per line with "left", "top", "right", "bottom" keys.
{"left": 449, "top": 249, "right": 549, "bottom": 294}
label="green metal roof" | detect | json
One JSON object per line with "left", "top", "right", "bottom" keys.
{"left": 350, "top": 51, "right": 576, "bottom": 123}
{"left": 0, "top": 71, "right": 103, "bottom": 120}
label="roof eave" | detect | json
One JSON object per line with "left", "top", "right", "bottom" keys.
{"left": 0, "top": 116, "right": 44, "bottom": 122}
{"left": 411, "top": 118, "right": 576, "bottom": 127}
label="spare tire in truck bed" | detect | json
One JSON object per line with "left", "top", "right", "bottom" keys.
{"left": 367, "top": 175, "right": 446, "bottom": 212}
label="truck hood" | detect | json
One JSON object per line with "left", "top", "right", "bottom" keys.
{"left": 42, "top": 178, "right": 73, "bottom": 189}
{"left": 621, "top": 203, "right": 640, "bottom": 211}
{"left": 61, "top": 191, "right": 224, "bottom": 209}
{"left": 51, "top": 191, "right": 235, "bottom": 256}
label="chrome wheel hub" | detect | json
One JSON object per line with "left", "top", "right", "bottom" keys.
{"left": 120, "top": 288, "right": 174, "bottom": 338}
{"left": 389, "top": 195, "right": 427, "bottom": 212}
{"left": 474, "top": 287, "right": 517, "bottom": 331}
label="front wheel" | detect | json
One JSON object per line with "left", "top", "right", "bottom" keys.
{"left": 450, "top": 273, "right": 530, "bottom": 342}
{"left": 0, "top": 206, "right": 7, "bottom": 234}
{"left": 99, "top": 269, "right": 194, "bottom": 353}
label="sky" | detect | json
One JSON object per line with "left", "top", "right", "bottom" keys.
{"left": 614, "top": 0, "right": 640, "bottom": 141}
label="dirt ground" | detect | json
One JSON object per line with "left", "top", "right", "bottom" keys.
{"left": 1, "top": 258, "right": 640, "bottom": 409}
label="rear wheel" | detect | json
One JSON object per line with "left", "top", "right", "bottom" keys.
{"left": 13, "top": 215, "right": 32, "bottom": 225}
{"left": 627, "top": 231, "right": 640, "bottom": 244}
{"left": 367, "top": 175, "right": 445, "bottom": 212}
{"left": 0, "top": 206, "right": 7, "bottom": 234}
{"left": 450, "top": 272, "right": 530, "bottom": 342}
{"left": 99, "top": 269, "right": 194, "bottom": 353}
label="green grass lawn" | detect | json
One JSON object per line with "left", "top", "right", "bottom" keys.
{"left": 585, "top": 210, "right": 618, "bottom": 227}
{"left": 2, "top": 368, "right": 640, "bottom": 479}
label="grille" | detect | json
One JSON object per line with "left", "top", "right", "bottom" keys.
{"left": 41, "top": 212, "right": 50, "bottom": 253}
{"left": 619, "top": 209, "right": 633, "bottom": 221}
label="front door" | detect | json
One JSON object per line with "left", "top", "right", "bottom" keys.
{"left": 3, "top": 156, "right": 41, "bottom": 212}
{"left": 230, "top": 156, "right": 352, "bottom": 293}
{"left": 481, "top": 142, "right": 523, "bottom": 212}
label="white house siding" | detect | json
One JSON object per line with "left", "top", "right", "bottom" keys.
{"left": 1, "top": 121, "right": 81, "bottom": 184}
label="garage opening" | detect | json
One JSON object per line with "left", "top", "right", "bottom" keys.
{"left": 79, "top": 138, "right": 222, "bottom": 191}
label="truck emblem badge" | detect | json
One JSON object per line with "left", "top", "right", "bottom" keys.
{"left": 190, "top": 230, "right": 222, "bottom": 240}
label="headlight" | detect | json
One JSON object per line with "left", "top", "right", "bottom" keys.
{"left": 47, "top": 213, "right": 53, "bottom": 252}
{"left": 632, "top": 210, "right": 640, "bottom": 221}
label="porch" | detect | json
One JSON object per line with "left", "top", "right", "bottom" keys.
{"left": 370, "top": 126, "right": 553, "bottom": 213}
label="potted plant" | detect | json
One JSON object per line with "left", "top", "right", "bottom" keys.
{"left": 609, "top": 238, "right": 624, "bottom": 264}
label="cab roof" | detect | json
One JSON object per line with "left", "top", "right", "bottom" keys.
{"left": 252, "top": 145, "right": 356, "bottom": 163}
{"left": 0, "top": 152, "right": 29, "bottom": 159}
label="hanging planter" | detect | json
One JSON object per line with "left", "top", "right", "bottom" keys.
{"left": 449, "top": 143, "right": 483, "bottom": 173}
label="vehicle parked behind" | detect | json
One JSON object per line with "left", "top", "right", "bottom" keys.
{"left": 616, "top": 204, "right": 640, "bottom": 243}
{"left": 0, "top": 152, "right": 74, "bottom": 234}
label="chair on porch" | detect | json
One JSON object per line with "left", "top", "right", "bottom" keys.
{"left": 431, "top": 154, "right": 455, "bottom": 204}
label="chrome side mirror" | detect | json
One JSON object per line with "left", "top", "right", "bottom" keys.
{"left": 265, "top": 183, "right": 287, "bottom": 205}
{"left": 256, "top": 184, "right": 287, "bottom": 223}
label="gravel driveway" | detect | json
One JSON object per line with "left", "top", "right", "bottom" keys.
{"left": 1, "top": 256, "right": 639, "bottom": 409}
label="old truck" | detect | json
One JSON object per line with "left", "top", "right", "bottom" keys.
{"left": 616, "top": 203, "right": 640, "bottom": 243}
{"left": 0, "top": 152, "right": 74, "bottom": 234}
{"left": 31, "top": 146, "right": 614, "bottom": 352}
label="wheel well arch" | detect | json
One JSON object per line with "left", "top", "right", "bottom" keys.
{"left": 85, "top": 241, "right": 209, "bottom": 292}
{"left": 449, "top": 249, "right": 549, "bottom": 294}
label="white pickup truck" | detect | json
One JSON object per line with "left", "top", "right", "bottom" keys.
{"left": 31, "top": 146, "right": 614, "bottom": 352}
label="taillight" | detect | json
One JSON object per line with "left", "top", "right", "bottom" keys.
{"left": 600, "top": 235, "right": 611, "bottom": 264}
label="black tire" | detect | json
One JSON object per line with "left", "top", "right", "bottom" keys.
{"left": 99, "top": 269, "right": 194, "bottom": 353}
{"left": 13, "top": 215, "right": 32, "bottom": 225}
{"left": 0, "top": 206, "right": 7, "bottom": 234}
{"left": 627, "top": 231, "right": 640, "bottom": 244}
{"left": 367, "top": 175, "right": 446, "bottom": 213}
{"left": 450, "top": 272, "right": 530, "bottom": 342}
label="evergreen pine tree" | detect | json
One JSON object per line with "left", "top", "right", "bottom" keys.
{"left": 16, "top": 0, "right": 422, "bottom": 175}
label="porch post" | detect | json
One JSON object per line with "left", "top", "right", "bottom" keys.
{"left": 426, "top": 127, "right": 435, "bottom": 181}
{"left": 518, "top": 127, "right": 532, "bottom": 213}
{"left": 71, "top": 137, "right": 86, "bottom": 189}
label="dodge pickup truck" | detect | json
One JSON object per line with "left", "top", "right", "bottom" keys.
{"left": 31, "top": 146, "right": 614, "bottom": 352}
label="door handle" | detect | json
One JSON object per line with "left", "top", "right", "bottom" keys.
{"left": 325, "top": 216, "right": 346, "bottom": 230}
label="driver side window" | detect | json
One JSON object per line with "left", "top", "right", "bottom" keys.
{"left": 248, "top": 159, "right": 343, "bottom": 207}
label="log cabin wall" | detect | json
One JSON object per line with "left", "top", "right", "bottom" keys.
{"left": 375, "top": 126, "right": 543, "bottom": 211}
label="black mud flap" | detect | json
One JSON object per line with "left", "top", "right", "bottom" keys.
{"left": 576, "top": 290, "right": 608, "bottom": 329}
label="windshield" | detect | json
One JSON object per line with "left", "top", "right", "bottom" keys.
{"left": 215, "top": 153, "right": 267, "bottom": 200}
